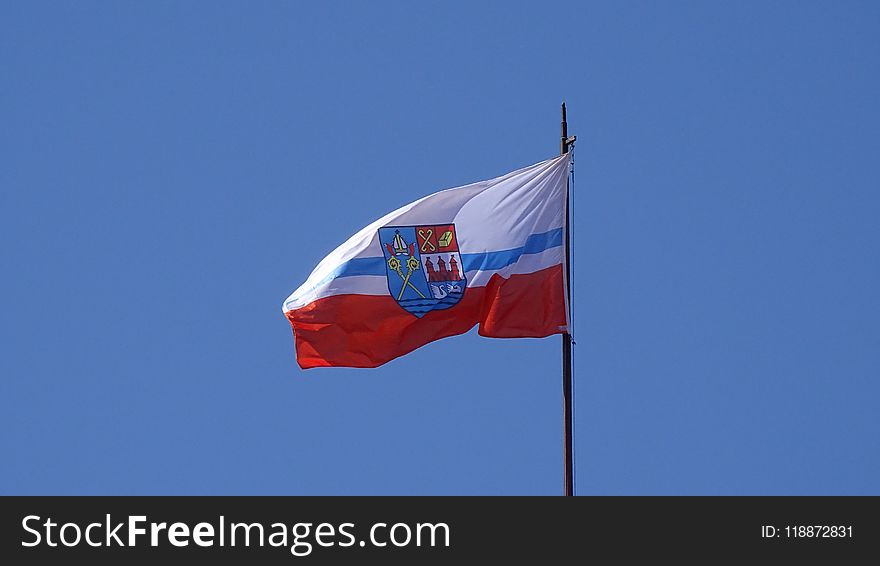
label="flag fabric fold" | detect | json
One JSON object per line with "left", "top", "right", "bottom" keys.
{"left": 283, "top": 153, "right": 571, "bottom": 369}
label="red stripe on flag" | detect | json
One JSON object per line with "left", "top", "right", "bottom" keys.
{"left": 286, "top": 265, "right": 566, "bottom": 369}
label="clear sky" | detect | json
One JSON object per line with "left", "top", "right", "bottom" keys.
{"left": 2, "top": 1, "right": 878, "bottom": 495}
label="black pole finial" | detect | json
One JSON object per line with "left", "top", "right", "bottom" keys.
{"left": 561, "top": 103, "right": 569, "bottom": 155}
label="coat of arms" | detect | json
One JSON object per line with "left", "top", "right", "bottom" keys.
{"left": 377, "top": 224, "right": 466, "bottom": 317}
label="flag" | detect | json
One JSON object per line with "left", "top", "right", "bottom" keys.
{"left": 282, "top": 153, "right": 571, "bottom": 369}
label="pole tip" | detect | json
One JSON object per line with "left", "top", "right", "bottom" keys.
{"left": 561, "top": 102, "right": 567, "bottom": 120}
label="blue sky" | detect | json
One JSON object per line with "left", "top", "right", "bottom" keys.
{"left": 2, "top": 1, "right": 878, "bottom": 495}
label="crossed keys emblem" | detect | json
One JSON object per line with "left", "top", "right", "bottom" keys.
{"left": 418, "top": 229, "right": 436, "bottom": 252}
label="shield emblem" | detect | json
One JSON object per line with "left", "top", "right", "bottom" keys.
{"left": 378, "top": 224, "right": 466, "bottom": 317}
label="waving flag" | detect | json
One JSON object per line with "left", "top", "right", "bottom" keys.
{"left": 282, "top": 153, "right": 571, "bottom": 369}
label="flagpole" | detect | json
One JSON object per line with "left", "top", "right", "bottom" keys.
{"left": 560, "top": 102, "right": 574, "bottom": 496}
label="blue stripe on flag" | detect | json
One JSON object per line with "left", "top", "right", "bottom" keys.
{"left": 292, "top": 227, "right": 563, "bottom": 300}
{"left": 461, "top": 228, "right": 562, "bottom": 272}
{"left": 335, "top": 256, "right": 387, "bottom": 277}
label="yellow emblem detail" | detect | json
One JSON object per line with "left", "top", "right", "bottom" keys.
{"left": 438, "top": 230, "right": 454, "bottom": 248}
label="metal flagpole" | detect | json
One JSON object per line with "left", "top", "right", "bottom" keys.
{"left": 560, "top": 102, "right": 575, "bottom": 496}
